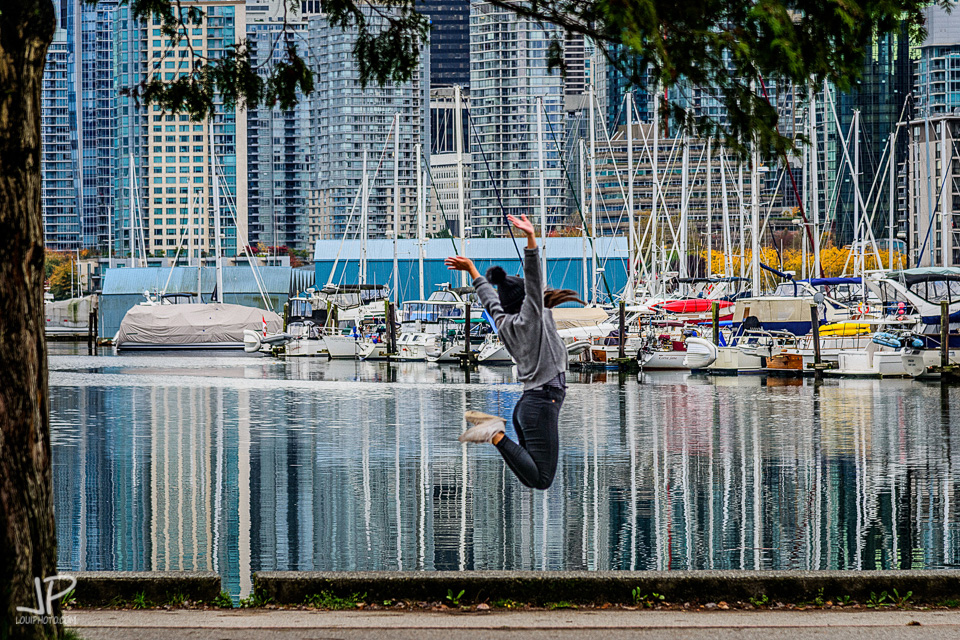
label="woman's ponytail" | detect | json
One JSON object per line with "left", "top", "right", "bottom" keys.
{"left": 543, "top": 289, "right": 585, "bottom": 309}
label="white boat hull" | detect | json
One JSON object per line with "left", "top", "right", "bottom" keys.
{"left": 683, "top": 337, "right": 719, "bottom": 369}
{"left": 901, "top": 349, "right": 960, "bottom": 379}
{"left": 639, "top": 351, "right": 689, "bottom": 370}
{"left": 477, "top": 342, "right": 513, "bottom": 364}
{"left": 705, "top": 346, "right": 763, "bottom": 374}
{"left": 358, "top": 341, "right": 389, "bottom": 360}
{"left": 322, "top": 334, "right": 359, "bottom": 359}
{"left": 831, "top": 346, "right": 910, "bottom": 377}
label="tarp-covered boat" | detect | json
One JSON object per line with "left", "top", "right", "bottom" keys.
{"left": 115, "top": 303, "right": 282, "bottom": 351}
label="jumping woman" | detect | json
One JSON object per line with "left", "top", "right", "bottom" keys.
{"left": 444, "top": 214, "right": 583, "bottom": 490}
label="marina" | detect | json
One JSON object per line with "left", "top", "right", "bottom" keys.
{"left": 49, "top": 344, "right": 960, "bottom": 600}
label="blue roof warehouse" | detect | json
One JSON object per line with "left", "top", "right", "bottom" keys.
{"left": 312, "top": 237, "right": 629, "bottom": 304}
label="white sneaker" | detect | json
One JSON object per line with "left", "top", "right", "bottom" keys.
{"left": 465, "top": 410, "right": 504, "bottom": 426}
{"left": 460, "top": 411, "right": 505, "bottom": 444}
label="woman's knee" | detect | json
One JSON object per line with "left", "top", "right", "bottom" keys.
{"left": 531, "top": 470, "right": 556, "bottom": 490}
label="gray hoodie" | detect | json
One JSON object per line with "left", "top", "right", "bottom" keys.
{"left": 473, "top": 247, "right": 567, "bottom": 390}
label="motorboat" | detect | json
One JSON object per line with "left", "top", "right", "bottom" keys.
{"left": 730, "top": 277, "right": 864, "bottom": 336}
{"left": 477, "top": 336, "right": 514, "bottom": 364}
{"left": 359, "top": 284, "right": 483, "bottom": 361}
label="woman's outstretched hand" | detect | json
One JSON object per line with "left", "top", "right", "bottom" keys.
{"left": 507, "top": 214, "right": 537, "bottom": 248}
{"left": 444, "top": 256, "right": 480, "bottom": 279}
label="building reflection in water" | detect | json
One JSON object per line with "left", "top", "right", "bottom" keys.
{"left": 51, "top": 369, "right": 960, "bottom": 597}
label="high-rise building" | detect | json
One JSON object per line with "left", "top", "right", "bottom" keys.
{"left": 605, "top": 49, "right": 651, "bottom": 129}
{"left": 833, "top": 24, "right": 913, "bottom": 245}
{"left": 41, "top": 0, "right": 117, "bottom": 252}
{"left": 418, "top": 0, "right": 470, "bottom": 89}
{"left": 468, "top": 0, "right": 566, "bottom": 236}
{"left": 914, "top": 5, "right": 960, "bottom": 116}
{"left": 429, "top": 87, "right": 469, "bottom": 234}
{"left": 245, "top": 1, "right": 314, "bottom": 253}
{"left": 906, "top": 115, "right": 960, "bottom": 267}
{"left": 115, "top": 0, "right": 247, "bottom": 262}
{"left": 41, "top": 17, "right": 78, "bottom": 251}
{"left": 907, "top": 6, "right": 960, "bottom": 268}
{"left": 305, "top": 8, "right": 425, "bottom": 243}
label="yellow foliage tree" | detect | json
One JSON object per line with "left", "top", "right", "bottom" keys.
{"left": 47, "top": 261, "right": 74, "bottom": 300}
{"left": 701, "top": 245, "right": 906, "bottom": 282}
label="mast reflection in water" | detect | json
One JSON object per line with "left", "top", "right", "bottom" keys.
{"left": 49, "top": 354, "right": 960, "bottom": 597}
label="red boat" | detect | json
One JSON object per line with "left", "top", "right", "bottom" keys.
{"left": 655, "top": 299, "right": 734, "bottom": 314}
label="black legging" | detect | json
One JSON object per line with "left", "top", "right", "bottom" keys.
{"left": 494, "top": 385, "right": 565, "bottom": 490}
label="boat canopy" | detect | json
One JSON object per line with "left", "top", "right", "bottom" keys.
{"left": 319, "top": 284, "right": 388, "bottom": 293}
{"left": 800, "top": 277, "right": 862, "bottom": 286}
{"left": 402, "top": 300, "right": 466, "bottom": 322}
{"left": 551, "top": 307, "right": 610, "bottom": 330}
{"left": 885, "top": 267, "right": 960, "bottom": 286}
{"left": 677, "top": 276, "right": 749, "bottom": 283}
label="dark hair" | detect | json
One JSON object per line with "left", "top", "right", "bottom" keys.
{"left": 487, "top": 265, "right": 583, "bottom": 312}
{"left": 486, "top": 265, "right": 507, "bottom": 285}
{"left": 543, "top": 289, "right": 585, "bottom": 309}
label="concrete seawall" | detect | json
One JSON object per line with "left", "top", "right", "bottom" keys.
{"left": 71, "top": 571, "right": 221, "bottom": 605}
{"left": 253, "top": 570, "right": 960, "bottom": 605}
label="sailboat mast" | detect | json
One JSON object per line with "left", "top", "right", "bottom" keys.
{"left": 588, "top": 84, "right": 598, "bottom": 304}
{"left": 626, "top": 91, "right": 635, "bottom": 303}
{"left": 393, "top": 112, "right": 401, "bottom": 304}
{"left": 128, "top": 152, "right": 135, "bottom": 268}
{"left": 738, "top": 162, "right": 745, "bottom": 282}
{"left": 416, "top": 143, "right": 425, "bottom": 300}
{"left": 940, "top": 114, "right": 949, "bottom": 268}
{"left": 209, "top": 117, "right": 223, "bottom": 303}
{"left": 750, "top": 136, "right": 760, "bottom": 295}
{"left": 809, "top": 83, "right": 820, "bottom": 276}
{"left": 888, "top": 131, "right": 896, "bottom": 270}
{"left": 651, "top": 82, "right": 660, "bottom": 296}
{"left": 360, "top": 149, "right": 368, "bottom": 286}
{"left": 680, "top": 131, "right": 690, "bottom": 290}
{"left": 195, "top": 193, "right": 201, "bottom": 300}
{"left": 580, "top": 139, "right": 588, "bottom": 303}
{"left": 720, "top": 153, "right": 733, "bottom": 277}
{"left": 536, "top": 96, "right": 547, "bottom": 281}
{"left": 454, "top": 84, "right": 466, "bottom": 286}
{"left": 853, "top": 109, "right": 861, "bottom": 280}
{"left": 802, "top": 104, "right": 809, "bottom": 280}
{"left": 706, "top": 138, "right": 712, "bottom": 279}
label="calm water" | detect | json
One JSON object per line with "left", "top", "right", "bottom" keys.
{"left": 48, "top": 343, "right": 960, "bottom": 598}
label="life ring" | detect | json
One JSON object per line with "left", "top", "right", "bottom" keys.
{"left": 853, "top": 302, "right": 871, "bottom": 319}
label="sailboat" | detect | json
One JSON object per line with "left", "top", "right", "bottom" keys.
{"left": 115, "top": 120, "right": 282, "bottom": 351}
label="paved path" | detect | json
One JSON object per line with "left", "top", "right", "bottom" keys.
{"left": 68, "top": 609, "right": 960, "bottom": 639}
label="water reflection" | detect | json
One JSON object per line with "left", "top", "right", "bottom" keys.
{"left": 50, "top": 354, "right": 960, "bottom": 597}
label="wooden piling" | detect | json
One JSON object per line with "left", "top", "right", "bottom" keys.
{"left": 387, "top": 301, "right": 398, "bottom": 356}
{"left": 942, "top": 300, "right": 950, "bottom": 369}
{"left": 810, "top": 303, "right": 823, "bottom": 379}
{"left": 618, "top": 301, "right": 626, "bottom": 360}
{"left": 711, "top": 301, "right": 720, "bottom": 346}
{"left": 459, "top": 302, "right": 477, "bottom": 372}
{"left": 87, "top": 310, "right": 95, "bottom": 355}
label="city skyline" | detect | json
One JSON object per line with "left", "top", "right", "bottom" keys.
{"left": 38, "top": 0, "right": 958, "bottom": 270}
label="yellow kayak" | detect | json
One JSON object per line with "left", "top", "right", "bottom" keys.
{"left": 818, "top": 322, "right": 872, "bottom": 337}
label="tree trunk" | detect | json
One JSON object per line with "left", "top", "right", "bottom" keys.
{"left": 0, "top": 2, "right": 58, "bottom": 639}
